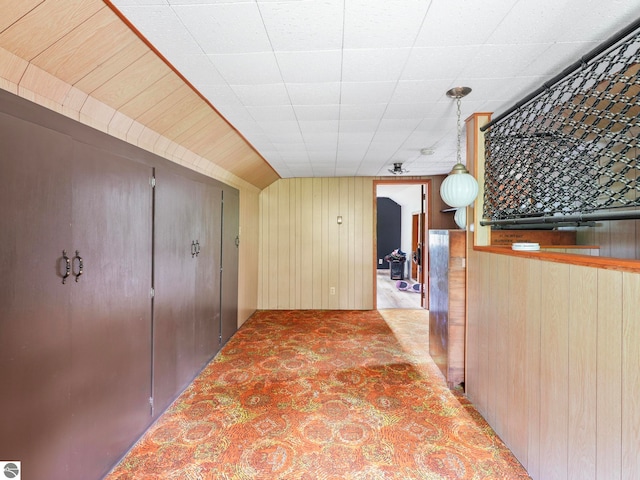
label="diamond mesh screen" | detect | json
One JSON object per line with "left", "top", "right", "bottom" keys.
{"left": 483, "top": 29, "right": 640, "bottom": 221}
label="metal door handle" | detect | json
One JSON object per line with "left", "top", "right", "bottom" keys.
{"left": 195, "top": 240, "right": 200, "bottom": 257}
{"left": 191, "top": 240, "right": 196, "bottom": 258}
{"left": 73, "top": 250, "right": 83, "bottom": 282}
{"left": 235, "top": 235, "right": 240, "bottom": 247}
{"left": 62, "top": 250, "right": 71, "bottom": 284}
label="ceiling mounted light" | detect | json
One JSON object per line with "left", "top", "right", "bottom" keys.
{"left": 440, "top": 87, "right": 479, "bottom": 208}
{"left": 388, "top": 162, "right": 408, "bottom": 175}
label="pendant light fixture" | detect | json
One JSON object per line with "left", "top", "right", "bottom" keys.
{"left": 440, "top": 87, "right": 479, "bottom": 208}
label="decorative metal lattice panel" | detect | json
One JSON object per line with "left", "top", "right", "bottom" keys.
{"left": 483, "top": 29, "right": 640, "bottom": 221}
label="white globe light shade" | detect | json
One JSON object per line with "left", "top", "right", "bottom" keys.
{"left": 454, "top": 207, "right": 466, "bottom": 229}
{"left": 440, "top": 165, "right": 479, "bottom": 208}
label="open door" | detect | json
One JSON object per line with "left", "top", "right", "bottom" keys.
{"left": 374, "top": 180, "right": 430, "bottom": 310}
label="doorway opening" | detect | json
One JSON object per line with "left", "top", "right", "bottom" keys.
{"left": 374, "top": 179, "right": 430, "bottom": 310}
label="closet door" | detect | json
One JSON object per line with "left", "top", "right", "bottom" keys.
{"left": 194, "top": 183, "right": 222, "bottom": 369}
{"left": 153, "top": 168, "right": 199, "bottom": 414}
{"left": 221, "top": 187, "right": 239, "bottom": 345}
{"left": 68, "top": 141, "right": 153, "bottom": 479}
{"left": 0, "top": 113, "right": 74, "bottom": 479}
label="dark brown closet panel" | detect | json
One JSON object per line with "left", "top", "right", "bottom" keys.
{"left": 0, "top": 113, "right": 153, "bottom": 480}
{"left": 195, "top": 183, "right": 222, "bottom": 369}
{"left": 0, "top": 88, "right": 240, "bottom": 479}
{"left": 152, "top": 168, "right": 222, "bottom": 415}
{"left": 221, "top": 187, "right": 239, "bottom": 345}
{"left": 67, "top": 141, "right": 153, "bottom": 479}
{"left": 0, "top": 113, "right": 74, "bottom": 480}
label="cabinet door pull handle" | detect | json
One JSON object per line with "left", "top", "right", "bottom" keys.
{"left": 62, "top": 250, "right": 71, "bottom": 284}
{"left": 195, "top": 240, "right": 200, "bottom": 257}
{"left": 73, "top": 250, "right": 84, "bottom": 282}
{"left": 191, "top": 240, "right": 196, "bottom": 258}
{"left": 235, "top": 235, "right": 240, "bottom": 247}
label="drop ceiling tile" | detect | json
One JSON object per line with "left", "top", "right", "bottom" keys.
{"left": 173, "top": 3, "right": 271, "bottom": 54}
{"left": 390, "top": 79, "right": 450, "bottom": 104}
{"left": 114, "top": 1, "right": 167, "bottom": 5}
{"left": 483, "top": 0, "right": 629, "bottom": 46}
{"left": 171, "top": 0, "right": 253, "bottom": 4}
{"left": 115, "top": 5, "right": 200, "bottom": 55}
{"left": 401, "top": 46, "right": 482, "bottom": 81}
{"left": 172, "top": 54, "right": 227, "bottom": 86}
{"left": 460, "top": 43, "right": 556, "bottom": 79}
{"left": 414, "top": 1, "right": 514, "bottom": 47}
{"left": 377, "top": 117, "right": 423, "bottom": 133}
{"left": 231, "top": 83, "right": 290, "bottom": 106}
{"left": 553, "top": 2, "right": 640, "bottom": 42}
{"left": 311, "top": 166, "right": 338, "bottom": 177}
{"left": 340, "top": 81, "right": 397, "bottom": 104}
{"left": 298, "top": 119, "right": 340, "bottom": 134}
{"left": 342, "top": 48, "right": 411, "bottom": 83}
{"left": 338, "top": 118, "right": 380, "bottom": 133}
{"left": 260, "top": 122, "right": 302, "bottom": 138}
{"left": 339, "top": 105, "right": 386, "bottom": 122}
{"left": 294, "top": 105, "right": 340, "bottom": 121}
{"left": 259, "top": 0, "right": 344, "bottom": 51}
{"left": 207, "top": 52, "right": 282, "bottom": 84}
{"left": 337, "top": 132, "right": 375, "bottom": 147}
{"left": 197, "top": 84, "right": 242, "bottom": 106}
{"left": 519, "top": 41, "right": 599, "bottom": 78}
{"left": 301, "top": 132, "right": 339, "bottom": 146}
{"left": 343, "top": 0, "right": 430, "bottom": 49}
{"left": 308, "top": 151, "right": 337, "bottom": 163}
{"left": 287, "top": 82, "right": 341, "bottom": 105}
{"left": 383, "top": 102, "right": 438, "bottom": 120}
{"left": 276, "top": 50, "right": 342, "bottom": 83}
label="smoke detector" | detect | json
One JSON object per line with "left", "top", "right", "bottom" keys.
{"left": 388, "top": 162, "right": 408, "bottom": 175}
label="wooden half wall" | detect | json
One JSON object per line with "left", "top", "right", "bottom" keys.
{"left": 465, "top": 248, "right": 640, "bottom": 480}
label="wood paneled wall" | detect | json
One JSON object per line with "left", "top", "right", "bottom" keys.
{"left": 466, "top": 248, "right": 640, "bottom": 479}
{"left": 577, "top": 207, "right": 640, "bottom": 260}
{"left": 238, "top": 188, "right": 260, "bottom": 326}
{"left": 258, "top": 177, "right": 374, "bottom": 310}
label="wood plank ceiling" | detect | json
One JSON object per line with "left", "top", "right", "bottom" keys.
{"left": 0, "top": 0, "right": 280, "bottom": 189}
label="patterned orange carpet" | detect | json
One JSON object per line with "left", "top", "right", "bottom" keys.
{"left": 106, "top": 310, "right": 530, "bottom": 479}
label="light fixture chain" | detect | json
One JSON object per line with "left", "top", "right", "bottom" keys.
{"left": 456, "top": 96, "right": 462, "bottom": 164}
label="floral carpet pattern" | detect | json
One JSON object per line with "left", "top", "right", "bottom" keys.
{"left": 107, "top": 310, "right": 530, "bottom": 479}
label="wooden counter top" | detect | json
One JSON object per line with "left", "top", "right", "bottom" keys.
{"left": 474, "top": 245, "right": 640, "bottom": 274}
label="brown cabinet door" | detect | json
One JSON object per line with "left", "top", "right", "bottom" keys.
{"left": 152, "top": 168, "right": 199, "bottom": 414}
{"left": 67, "top": 141, "right": 153, "bottom": 479}
{"left": 221, "top": 187, "right": 239, "bottom": 345}
{"left": 153, "top": 169, "right": 224, "bottom": 415}
{"left": 0, "top": 113, "right": 74, "bottom": 479}
{"left": 194, "top": 182, "right": 222, "bottom": 370}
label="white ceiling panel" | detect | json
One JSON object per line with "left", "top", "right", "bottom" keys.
{"left": 173, "top": 3, "right": 271, "bottom": 54}
{"left": 340, "top": 82, "right": 397, "bottom": 105}
{"left": 171, "top": 54, "right": 226, "bottom": 86}
{"left": 342, "top": 48, "right": 412, "bottom": 83}
{"left": 339, "top": 105, "right": 386, "bottom": 123}
{"left": 294, "top": 105, "right": 340, "bottom": 121}
{"left": 259, "top": 0, "right": 344, "bottom": 51}
{"left": 276, "top": 51, "right": 343, "bottom": 84}
{"left": 208, "top": 52, "right": 281, "bottom": 85}
{"left": 231, "top": 83, "right": 290, "bottom": 106}
{"left": 287, "top": 82, "right": 341, "bottom": 106}
{"left": 343, "top": 0, "right": 430, "bottom": 49}
{"left": 111, "top": 0, "right": 640, "bottom": 179}
{"left": 116, "top": 5, "right": 201, "bottom": 55}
